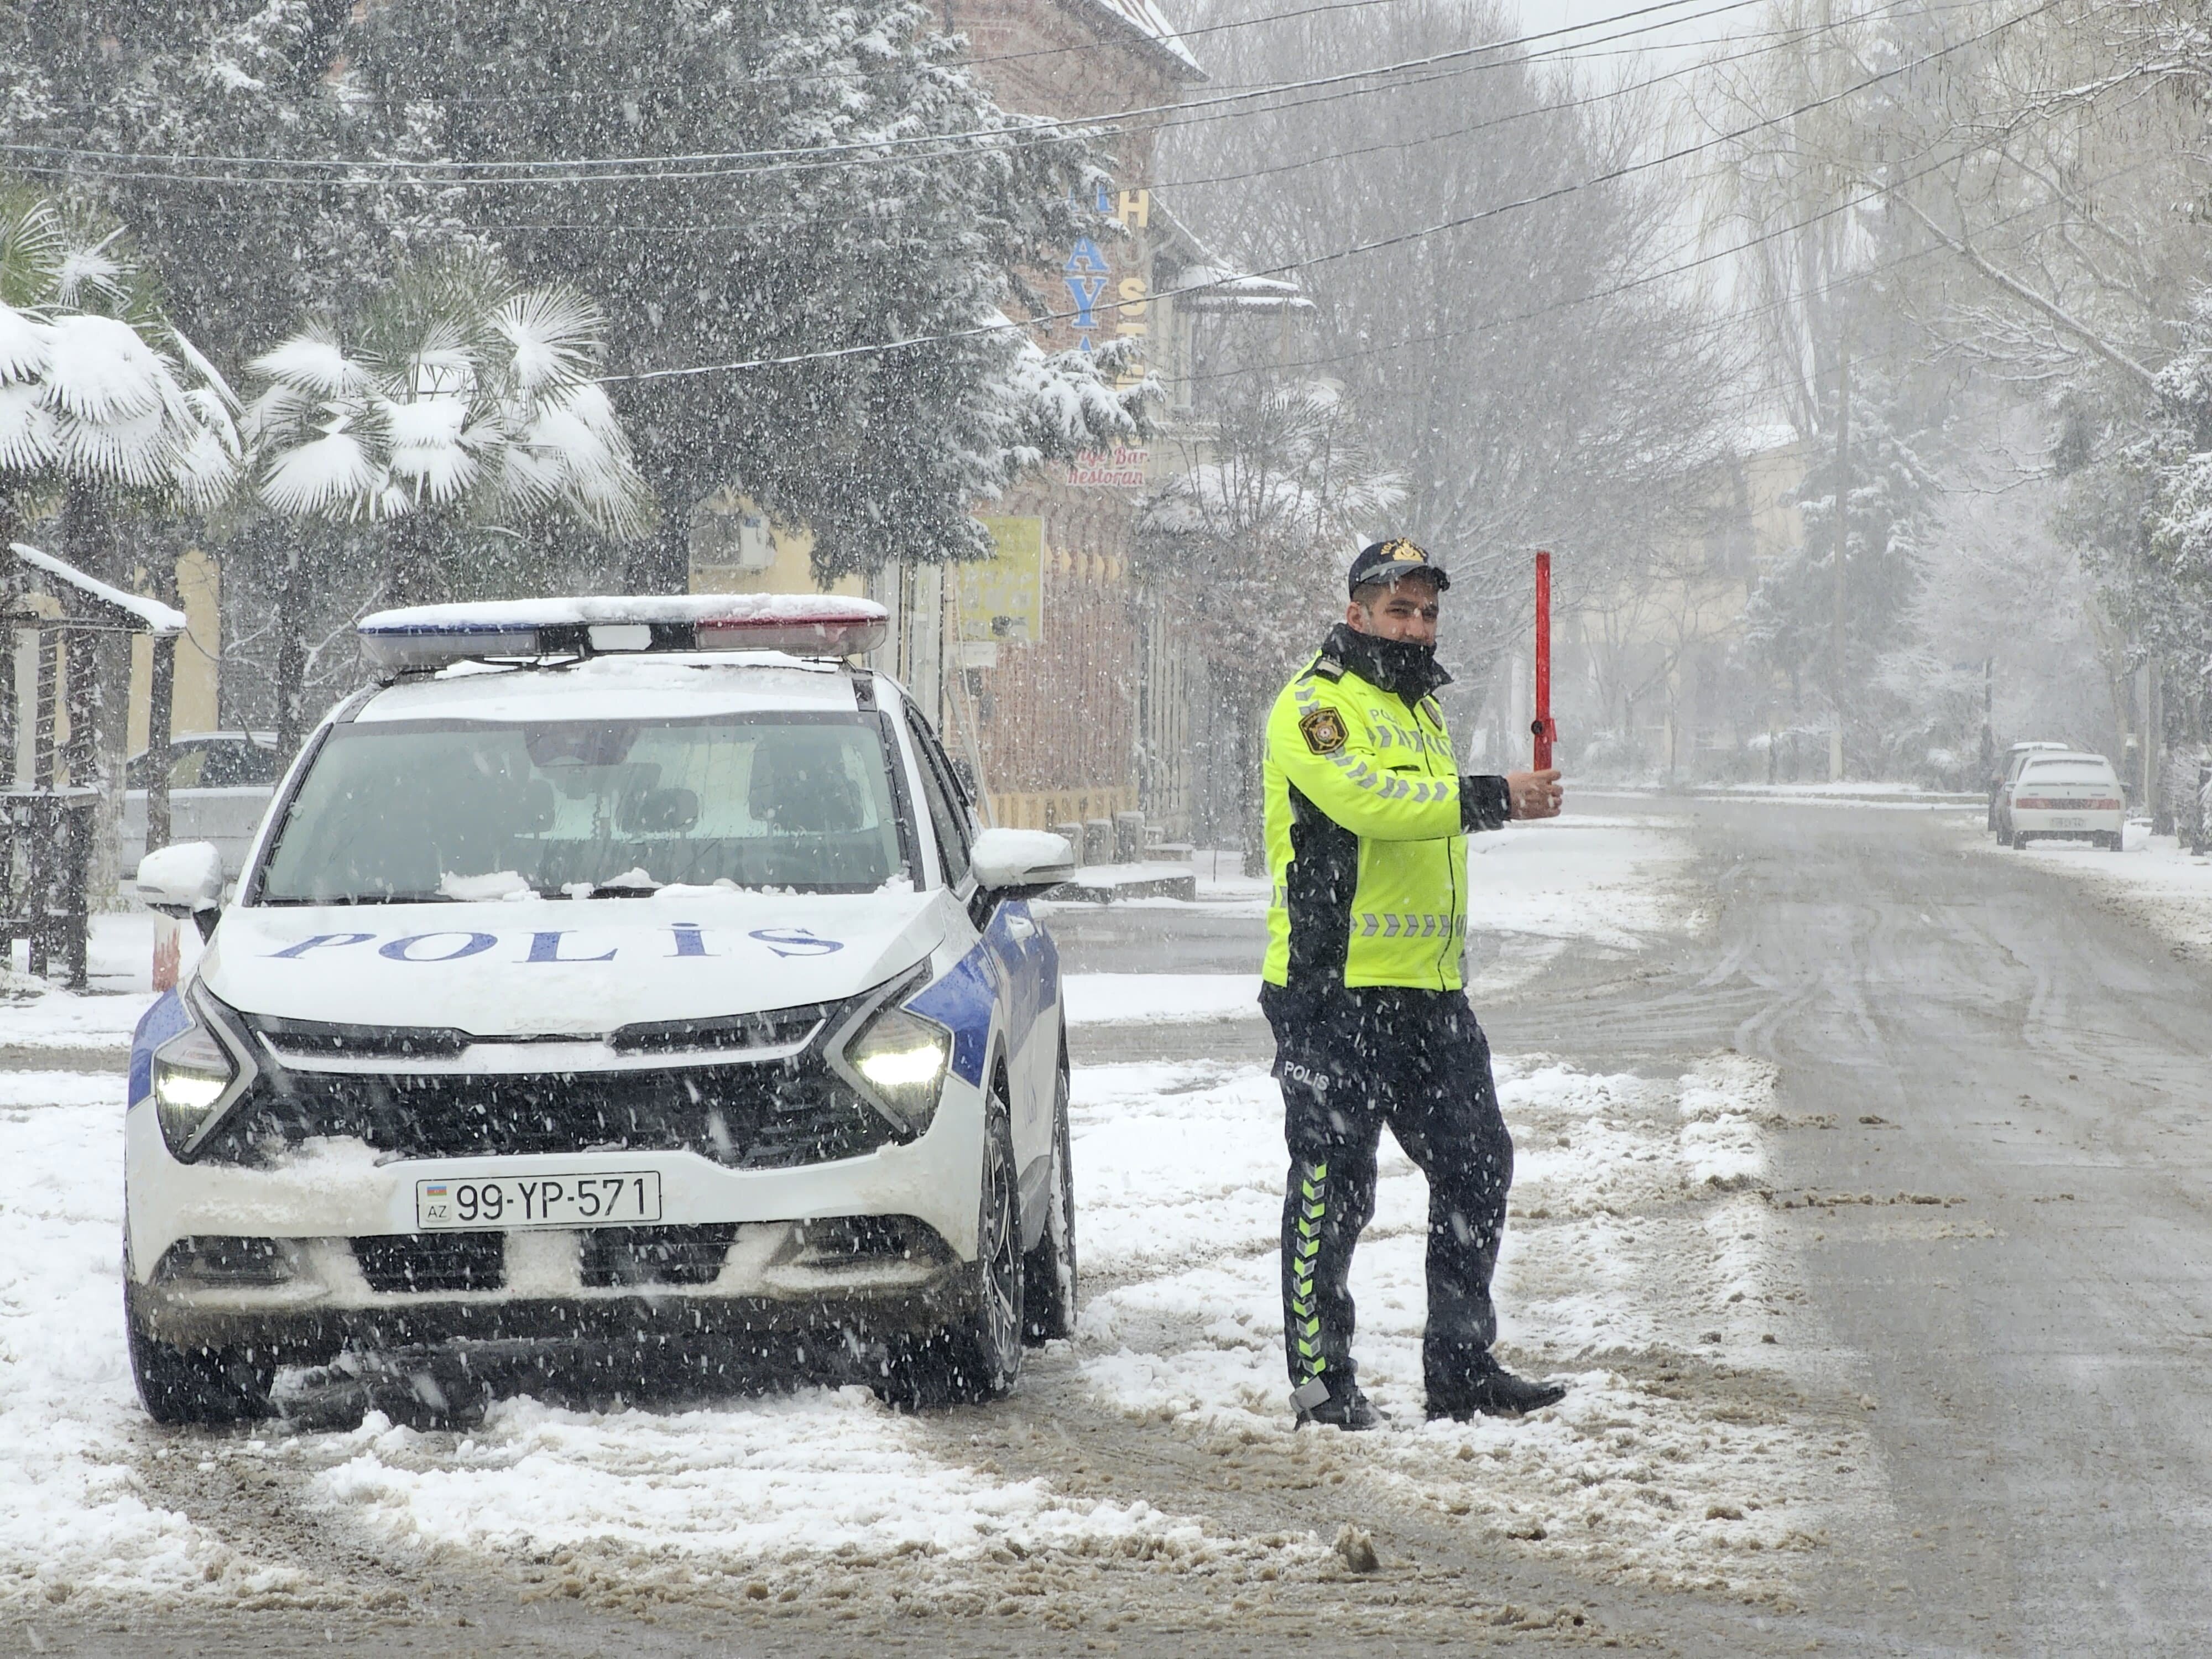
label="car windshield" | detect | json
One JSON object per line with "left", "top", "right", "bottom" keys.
{"left": 257, "top": 715, "right": 909, "bottom": 903}
{"left": 2021, "top": 760, "right": 2115, "bottom": 785}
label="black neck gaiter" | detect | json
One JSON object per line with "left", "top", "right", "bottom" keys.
{"left": 1323, "top": 621, "right": 1454, "bottom": 706}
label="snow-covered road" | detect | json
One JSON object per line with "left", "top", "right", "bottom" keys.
{"left": 0, "top": 1041, "right": 1870, "bottom": 1618}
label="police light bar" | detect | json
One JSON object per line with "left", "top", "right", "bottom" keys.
{"left": 357, "top": 595, "right": 889, "bottom": 674}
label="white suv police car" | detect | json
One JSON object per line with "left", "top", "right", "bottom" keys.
{"left": 124, "top": 596, "right": 1077, "bottom": 1422}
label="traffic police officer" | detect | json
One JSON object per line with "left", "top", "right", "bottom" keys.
{"left": 1262, "top": 537, "right": 1566, "bottom": 1430}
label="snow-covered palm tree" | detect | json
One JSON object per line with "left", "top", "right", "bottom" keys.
{"left": 0, "top": 188, "right": 241, "bottom": 902}
{"left": 245, "top": 253, "right": 651, "bottom": 606}
{"left": 0, "top": 191, "right": 241, "bottom": 551}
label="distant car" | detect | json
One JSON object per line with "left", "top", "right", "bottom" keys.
{"left": 2001, "top": 750, "right": 2124, "bottom": 849}
{"left": 123, "top": 597, "right": 1080, "bottom": 1424}
{"left": 126, "top": 731, "right": 283, "bottom": 791}
{"left": 1989, "top": 741, "right": 2071, "bottom": 832}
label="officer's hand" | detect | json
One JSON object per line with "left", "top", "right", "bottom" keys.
{"left": 1506, "top": 768, "right": 1563, "bottom": 820}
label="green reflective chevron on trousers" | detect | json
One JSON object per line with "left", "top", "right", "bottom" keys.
{"left": 1290, "top": 1159, "right": 1329, "bottom": 1380}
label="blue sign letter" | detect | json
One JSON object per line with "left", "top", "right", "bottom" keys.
{"left": 748, "top": 927, "right": 843, "bottom": 959}
{"left": 526, "top": 931, "right": 617, "bottom": 963}
{"left": 267, "top": 932, "right": 376, "bottom": 959}
{"left": 379, "top": 932, "right": 498, "bottom": 963}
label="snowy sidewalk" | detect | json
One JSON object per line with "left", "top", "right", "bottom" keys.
{"left": 1963, "top": 821, "right": 2212, "bottom": 957}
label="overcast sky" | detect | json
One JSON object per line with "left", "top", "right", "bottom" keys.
{"left": 1514, "top": 0, "right": 1745, "bottom": 76}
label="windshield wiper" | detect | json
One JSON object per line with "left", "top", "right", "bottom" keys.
{"left": 258, "top": 894, "right": 456, "bottom": 906}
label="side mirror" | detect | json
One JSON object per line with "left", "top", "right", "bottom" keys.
{"left": 135, "top": 842, "right": 225, "bottom": 941}
{"left": 969, "top": 827, "right": 1075, "bottom": 898}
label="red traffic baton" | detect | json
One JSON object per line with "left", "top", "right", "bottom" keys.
{"left": 1532, "top": 550, "right": 1556, "bottom": 770}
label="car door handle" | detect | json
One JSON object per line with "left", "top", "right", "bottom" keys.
{"left": 1004, "top": 914, "right": 1037, "bottom": 941}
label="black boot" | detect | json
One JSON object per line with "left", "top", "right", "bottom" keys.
{"left": 1426, "top": 1359, "right": 1567, "bottom": 1420}
{"left": 1292, "top": 1379, "right": 1385, "bottom": 1431}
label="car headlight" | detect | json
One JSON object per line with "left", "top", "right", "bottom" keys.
{"left": 842, "top": 1003, "right": 951, "bottom": 1136}
{"left": 150, "top": 989, "right": 255, "bottom": 1160}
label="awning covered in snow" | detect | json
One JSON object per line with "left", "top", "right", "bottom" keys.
{"left": 6, "top": 541, "right": 187, "bottom": 635}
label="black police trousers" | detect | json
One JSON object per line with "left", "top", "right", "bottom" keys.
{"left": 1261, "top": 981, "right": 1515, "bottom": 1400}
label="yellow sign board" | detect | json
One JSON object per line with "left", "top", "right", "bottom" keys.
{"left": 961, "top": 517, "right": 1045, "bottom": 645}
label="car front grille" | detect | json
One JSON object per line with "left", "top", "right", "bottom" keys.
{"left": 202, "top": 1055, "right": 898, "bottom": 1168}
{"left": 353, "top": 1231, "right": 507, "bottom": 1293}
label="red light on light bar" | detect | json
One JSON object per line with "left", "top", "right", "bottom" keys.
{"left": 696, "top": 612, "right": 888, "bottom": 656}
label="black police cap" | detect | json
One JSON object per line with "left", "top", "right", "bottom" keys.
{"left": 1348, "top": 538, "right": 1451, "bottom": 597}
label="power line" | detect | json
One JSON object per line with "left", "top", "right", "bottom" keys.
{"left": 594, "top": 0, "right": 2068, "bottom": 384}
{"left": 0, "top": 0, "right": 1765, "bottom": 186}
{"left": 1185, "top": 138, "right": 2166, "bottom": 405}
{"left": 436, "top": 0, "right": 1953, "bottom": 236}
{"left": 1149, "top": 0, "right": 1994, "bottom": 197}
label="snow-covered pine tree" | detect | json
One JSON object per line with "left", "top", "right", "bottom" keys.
{"left": 0, "top": 4, "right": 403, "bottom": 366}
{"left": 343, "top": 0, "right": 1146, "bottom": 587}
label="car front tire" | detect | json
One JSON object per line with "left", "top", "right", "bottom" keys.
{"left": 877, "top": 1073, "right": 1024, "bottom": 1407}
{"left": 126, "top": 1279, "right": 273, "bottom": 1425}
{"left": 1021, "top": 1051, "right": 1078, "bottom": 1345}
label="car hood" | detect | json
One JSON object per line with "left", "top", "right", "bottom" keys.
{"left": 199, "top": 887, "right": 945, "bottom": 1036}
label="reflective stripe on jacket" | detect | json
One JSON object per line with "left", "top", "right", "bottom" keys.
{"left": 1262, "top": 649, "right": 1509, "bottom": 990}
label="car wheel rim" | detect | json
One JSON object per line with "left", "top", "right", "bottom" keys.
{"left": 980, "top": 1116, "right": 1020, "bottom": 1368}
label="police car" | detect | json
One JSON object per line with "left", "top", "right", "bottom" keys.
{"left": 123, "top": 596, "right": 1077, "bottom": 1422}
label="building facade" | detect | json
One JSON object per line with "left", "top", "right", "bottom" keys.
{"left": 689, "top": 0, "right": 1232, "bottom": 843}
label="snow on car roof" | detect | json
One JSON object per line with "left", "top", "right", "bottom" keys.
{"left": 357, "top": 592, "right": 889, "bottom": 674}
{"left": 362, "top": 593, "right": 883, "bottom": 631}
{"left": 353, "top": 651, "right": 865, "bottom": 724}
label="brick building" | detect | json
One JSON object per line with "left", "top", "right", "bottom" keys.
{"left": 692, "top": 0, "right": 1250, "bottom": 846}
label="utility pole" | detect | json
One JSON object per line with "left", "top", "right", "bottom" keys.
{"left": 2146, "top": 662, "right": 2164, "bottom": 833}
{"left": 1829, "top": 320, "right": 1851, "bottom": 783}
{"left": 1980, "top": 656, "right": 1994, "bottom": 780}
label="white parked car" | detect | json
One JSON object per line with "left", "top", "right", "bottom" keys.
{"left": 124, "top": 597, "right": 1077, "bottom": 1423}
{"left": 1988, "top": 740, "right": 2070, "bottom": 832}
{"left": 2001, "top": 750, "right": 2125, "bottom": 849}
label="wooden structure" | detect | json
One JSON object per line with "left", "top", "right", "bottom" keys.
{"left": 3, "top": 542, "right": 185, "bottom": 989}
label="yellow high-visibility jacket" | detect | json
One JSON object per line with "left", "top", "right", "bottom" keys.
{"left": 1262, "top": 632, "right": 1511, "bottom": 992}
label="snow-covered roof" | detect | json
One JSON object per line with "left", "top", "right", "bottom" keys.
{"left": 1733, "top": 421, "right": 1803, "bottom": 457}
{"left": 7, "top": 541, "right": 188, "bottom": 634}
{"left": 1068, "top": 0, "right": 1206, "bottom": 80}
{"left": 1165, "top": 264, "right": 1313, "bottom": 314}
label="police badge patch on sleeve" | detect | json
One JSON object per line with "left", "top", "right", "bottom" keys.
{"left": 1299, "top": 707, "right": 1349, "bottom": 755}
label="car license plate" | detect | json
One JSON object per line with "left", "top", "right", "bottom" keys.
{"left": 414, "top": 1172, "right": 661, "bottom": 1230}
{"left": 2054, "top": 816, "right": 2084, "bottom": 828}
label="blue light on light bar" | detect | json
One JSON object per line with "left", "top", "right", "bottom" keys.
{"left": 357, "top": 595, "right": 889, "bottom": 673}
